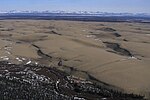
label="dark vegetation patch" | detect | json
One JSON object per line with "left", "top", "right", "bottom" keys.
{"left": 92, "top": 32, "right": 121, "bottom": 38}
{"left": 98, "top": 24, "right": 105, "bottom": 26}
{"left": 103, "top": 42, "right": 133, "bottom": 57}
{"left": 96, "top": 27, "right": 116, "bottom": 32}
{"left": 37, "top": 49, "right": 52, "bottom": 59}
{"left": 123, "top": 39, "right": 128, "bottom": 42}
{"left": 0, "top": 28, "right": 14, "bottom": 31}
{"left": 0, "top": 34, "right": 12, "bottom": 37}
{"left": 134, "top": 28, "right": 141, "bottom": 30}
{"left": 1, "top": 15, "right": 150, "bottom": 23}
{"left": 0, "top": 61, "right": 145, "bottom": 100}
{"left": 16, "top": 41, "right": 22, "bottom": 44}
{"left": 51, "top": 31, "right": 62, "bottom": 35}
{"left": 134, "top": 28, "right": 150, "bottom": 31}
{"left": 32, "top": 44, "right": 52, "bottom": 59}
{"left": 45, "top": 30, "right": 62, "bottom": 35}
{"left": 112, "top": 33, "right": 121, "bottom": 37}
{"left": 1, "top": 38, "right": 12, "bottom": 42}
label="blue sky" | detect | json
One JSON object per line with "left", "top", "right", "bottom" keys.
{"left": 0, "top": 0, "right": 150, "bottom": 13}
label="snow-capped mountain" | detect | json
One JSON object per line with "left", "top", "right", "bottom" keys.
{"left": 0, "top": 10, "right": 150, "bottom": 17}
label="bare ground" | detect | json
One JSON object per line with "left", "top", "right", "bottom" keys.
{"left": 0, "top": 20, "right": 150, "bottom": 99}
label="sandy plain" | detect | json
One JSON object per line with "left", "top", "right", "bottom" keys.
{"left": 0, "top": 20, "right": 150, "bottom": 98}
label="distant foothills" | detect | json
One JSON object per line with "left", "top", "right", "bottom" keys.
{"left": 0, "top": 10, "right": 150, "bottom": 23}
{"left": 0, "top": 10, "right": 150, "bottom": 17}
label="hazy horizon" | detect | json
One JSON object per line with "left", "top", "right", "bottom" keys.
{"left": 0, "top": 0, "right": 150, "bottom": 13}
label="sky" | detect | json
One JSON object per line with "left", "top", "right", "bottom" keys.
{"left": 0, "top": 0, "right": 150, "bottom": 13}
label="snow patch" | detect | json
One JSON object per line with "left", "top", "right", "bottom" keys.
{"left": 5, "top": 51, "right": 11, "bottom": 55}
{"left": 86, "top": 35, "right": 93, "bottom": 38}
{"left": 16, "top": 57, "right": 23, "bottom": 62}
{"left": 35, "top": 62, "right": 38, "bottom": 65}
{"left": 128, "top": 56, "right": 138, "bottom": 60}
{"left": 26, "top": 61, "right": 32, "bottom": 65}
{"left": 94, "top": 38, "right": 102, "bottom": 41}
{"left": 74, "top": 97, "right": 85, "bottom": 100}
{"left": 4, "top": 47, "right": 12, "bottom": 51}
{"left": 0, "top": 56, "right": 9, "bottom": 60}
{"left": 22, "top": 58, "right": 26, "bottom": 60}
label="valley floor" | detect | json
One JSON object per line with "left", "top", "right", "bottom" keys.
{"left": 0, "top": 20, "right": 150, "bottom": 99}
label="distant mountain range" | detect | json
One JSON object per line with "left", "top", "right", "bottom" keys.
{"left": 0, "top": 10, "right": 150, "bottom": 17}
{"left": 0, "top": 10, "right": 150, "bottom": 23}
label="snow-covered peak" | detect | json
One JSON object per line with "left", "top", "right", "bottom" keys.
{"left": 0, "top": 10, "right": 150, "bottom": 17}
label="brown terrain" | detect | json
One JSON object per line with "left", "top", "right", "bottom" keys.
{"left": 0, "top": 20, "right": 150, "bottom": 99}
